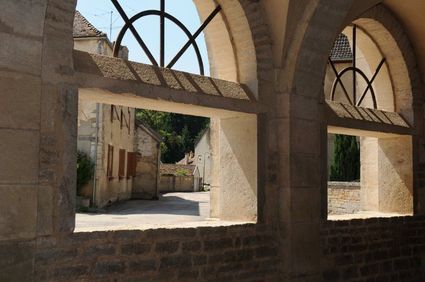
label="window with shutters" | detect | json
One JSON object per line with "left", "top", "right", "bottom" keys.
{"left": 118, "top": 149, "right": 126, "bottom": 179}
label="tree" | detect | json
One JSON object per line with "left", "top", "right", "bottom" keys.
{"left": 136, "top": 110, "right": 209, "bottom": 163}
{"left": 329, "top": 134, "right": 360, "bottom": 181}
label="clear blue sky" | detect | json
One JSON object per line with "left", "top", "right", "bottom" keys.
{"left": 76, "top": 0, "right": 210, "bottom": 75}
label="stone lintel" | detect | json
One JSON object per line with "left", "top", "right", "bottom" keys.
{"left": 73, "top": 51, "right": 264, "bottom": 116}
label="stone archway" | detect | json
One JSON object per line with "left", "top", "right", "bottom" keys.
{"left": 274, "top": 0, "right": 424, "bottom": 279}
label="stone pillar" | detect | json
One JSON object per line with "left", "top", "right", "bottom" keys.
{"left": 219, "top": 114, "right": 257, "bottom": 221}
{"left": 361, "top": 136, "right": 413, "bottom": 214}
{"left": 378, "top": 136, "right": 413, "bottom": 213}
{"left": 0, "top": 1, "right": 76, "bottom": 280}
{"left": 209, "top": 118, "right": 221, "bottom": 218}
{"left": 361, "top": 137, "right": 379, "bottom": 211}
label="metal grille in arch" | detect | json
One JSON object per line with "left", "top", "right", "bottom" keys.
{"left": 111, "top": 0, "right": 222, "bottom": 75}
{"left": 328, "top": 25, "right": 386, "bottom": 109}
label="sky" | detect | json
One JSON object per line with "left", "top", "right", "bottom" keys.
{"left": 76, "top": 0, "right": 210, "bottom": 75}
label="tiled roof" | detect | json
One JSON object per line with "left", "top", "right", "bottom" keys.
{"left": 160, "top": 164, "right": 196, "bottom": 176}
{"left": 330, "top": 34, "right": 353, "bottom": 62}
{"left": 73, "top": 11, "right": 106, "bottom": 38}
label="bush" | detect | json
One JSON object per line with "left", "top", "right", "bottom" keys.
{"left": 77, "top": 151, "right": 95, "bottom": 195}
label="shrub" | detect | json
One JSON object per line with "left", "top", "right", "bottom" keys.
{"left": 329, "top": 134, "right": 360, "bottom": 181}
{"left": 77, "top": 151, "right": 95, "bottom": 195}
{"left": 175, "top": 168, "right": 190, "bottom": 176}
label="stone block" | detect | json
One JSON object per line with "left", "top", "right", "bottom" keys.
{"left": 159, "top": 255, "right": 192, "bottom": 270}
{"left": 0, "top": 240, "right": 35, "bottom": 281}
{"left": 121, "top": 243, "right": 151, "bottom": 256}
{"left": 94, "top": 260, "right": 126, "bottom": 276}
{"left": 290, "top": 153, "right": 321, "bottom": 187}
{"left": 291, "top": 188, "right": 321, "bottom": 223}
{"left": 291, "top": 119, "right": 320, "bottom": 154}
{"left": 53, "top": 265, "right": 88, "bottom": 280}
{"left": 83, "top": 244, "right": 115, "bottom": 257}
{"left": 0, "top": 185, "right": 37, "bottom": 240}
{"left": 182, "top": 241, "right": 202, "bottom": 252}
{"left": 155, "top": 241, "right": 180, "bottom": 254}
{"left": 128, "top": 259, "right": 157, "bottom": 272}
{"left": 0, "top": 129, "right": 39, "bottom": 185}
{"left": 0, "top": 71, "right": 41, "bottom": 130}
{"left": 0, "top": 1, "right": 47, "bottom": 37}
{"left": 37, "top": 186, "right": 53, "bottom": 236}
{"left": 0, "top": 32, "right": 42, "bottom": 76}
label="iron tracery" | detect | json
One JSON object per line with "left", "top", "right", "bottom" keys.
{"left": 111, "top": 0, "right": 221, "bottom": 75}
{"left": 328, "top": 24, "right": 386, "bottom": 109}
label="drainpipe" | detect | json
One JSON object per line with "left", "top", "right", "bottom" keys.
{"left": 92, "top": 103, "right": 100, "bottom": 207}
{"left": 155, "top": 143, "right": 161, "bottom": 200}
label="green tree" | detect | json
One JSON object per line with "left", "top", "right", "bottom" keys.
{"left": 329, "top": 134, "right": 360, "bottom": 181}
{"left": 136, "top": 110, "right": 209, "bottom": 163}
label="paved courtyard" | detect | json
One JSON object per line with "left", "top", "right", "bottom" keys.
{"left": 75, "top": 192, "right": 218, "bottom": 232}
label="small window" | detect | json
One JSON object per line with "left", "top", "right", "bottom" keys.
{"left": 118, "top": 149, "right": 126, "bottom": 179}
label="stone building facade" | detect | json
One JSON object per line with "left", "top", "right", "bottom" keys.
{"left": 74, "top": 11, "right": 135, "bottom": 207}
{"left": 132, "top": 122, "right": 162, "bottom": 200}
{"left": 2, "top": 1, "right": 425, "bottom": 281}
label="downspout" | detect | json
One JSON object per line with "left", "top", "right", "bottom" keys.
{"left": 92, "top": 103, "right": 100, "bottom": 207}
{"left": 155, "top": 143, "right": 161, "bottom": 200}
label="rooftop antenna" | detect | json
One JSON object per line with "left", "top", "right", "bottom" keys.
{"left": 109, "top": 11, "right": 113, "bottom": 39}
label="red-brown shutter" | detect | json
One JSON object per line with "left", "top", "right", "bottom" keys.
{"left": 126, "top": 152, "right": 133, "bottom": 177}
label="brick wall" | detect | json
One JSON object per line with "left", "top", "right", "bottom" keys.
{"left": 328, "top": 182, "right": 361, "bottom": 215}
{"left": 35, "top": 224, "right": 280, "bottom": 281}
{"left": 322, "top": 216, "right": 425, "bottom": 281}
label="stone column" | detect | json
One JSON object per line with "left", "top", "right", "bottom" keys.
{"left": 219, "top": 114, "right": 257, "bottom": 221}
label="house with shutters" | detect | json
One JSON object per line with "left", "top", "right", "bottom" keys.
{"left": 74, "top": 11, "right": 143, "bottom": 207}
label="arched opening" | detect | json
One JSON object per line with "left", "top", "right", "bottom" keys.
{"left": 325, "top": 15, "right": 414, "bottom": 219}
{"left": 73, "top": 0, "right": 259, "bottom": 231}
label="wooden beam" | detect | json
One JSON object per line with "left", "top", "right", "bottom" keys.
{"left": 326, "top": 100, "right": 412, "bottom": 138}
{"left": 73, "top": 51, "right": 264, "bottom": 116}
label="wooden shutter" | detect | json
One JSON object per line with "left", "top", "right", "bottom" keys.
{"left": 127, "top": 152, "right": 137, "bottom": 177}
{"left": 119, "top": 149, "right": 126, "bottom": 179}
{"left": 107, "top": 145, "right": 114, "bottom": 179}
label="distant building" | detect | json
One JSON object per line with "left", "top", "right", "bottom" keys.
{"left": 194, "top": 127, "right": 212, "bottom": 187}
{"left": 133, "top": 122, "right": 162, "bottom": 200}
{"left": 159, "top": 164, "right": 201, "bottom": 193}
{"left": 74, "top": 11, "right": 159, "bottom": 207}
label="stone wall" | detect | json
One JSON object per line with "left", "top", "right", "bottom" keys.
{"left": 159, "top": 175, "right": 196, "bottom": 193}
{"left": 133, "top": 127, "right": 160, "bottom": 200}
{"left": 322, "top": 216, "right": 425, "bottom": 281}
{"left": 328, "top": 182, "right": 361, "bottom": 215}
{"left": 34, "top": 224, "right": 279, "bottom": 281}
